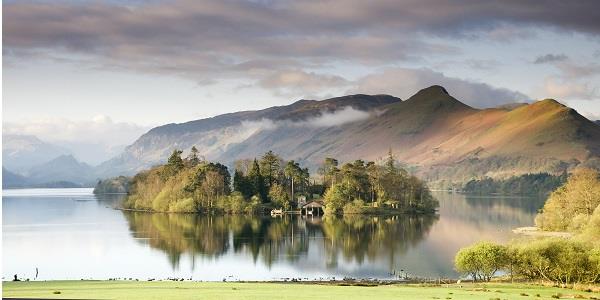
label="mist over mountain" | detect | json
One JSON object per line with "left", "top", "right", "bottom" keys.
{"left": 2, "top": 135, "right": 101, "bottom": 188}
{"left": 2, "top": 134, "right": 71, "bottom": 172}
{"left": 27, "top": 155, "right": 95, "bottom": 186}
{"left": 97, "top": 86, "right": 600, "bottom": 187}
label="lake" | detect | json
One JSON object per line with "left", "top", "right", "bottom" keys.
{"left": 2, "top": 188, "right": 545, "bottom": 281}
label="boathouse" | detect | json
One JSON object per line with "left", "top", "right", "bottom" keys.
{"left": 301, "top": 201, "right": 324, "bottom": 216}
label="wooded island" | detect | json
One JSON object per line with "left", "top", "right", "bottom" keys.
{"left": 121, "top": 148, "right": 438, "bottom": 214}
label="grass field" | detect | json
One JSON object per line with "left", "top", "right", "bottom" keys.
{"left": 3, "top": 281, "right": 599, "bottom": 300}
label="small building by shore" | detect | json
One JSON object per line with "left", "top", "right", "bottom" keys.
{"left": 301, "top": 201, "right": 324, "bottom": 216}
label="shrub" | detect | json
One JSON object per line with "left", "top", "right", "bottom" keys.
{"left": 343, "top": 199, "right": 366, "bottom": 214}
{"left": 454, "top": 241, "right": 509, "bottom": 281}
{"left": 511, "top": 239, "right": 598, "bottom": 284}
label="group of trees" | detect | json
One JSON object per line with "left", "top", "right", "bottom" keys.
{"left": 93, "top": 176, "right": 130, "bottom": 194}
{"left": 124, "top": 147, "right": 438, "bottom": 215}
{"left": 456, "top": 168, "right": 600, "bottom": 285}
{"left": 535, "top": 168, "right": 600, "bottom": 235}
{"left": 232, "top": 151, "right": 311, "bottom": 211}
{"left": 462, "top": 172, "right": 567, "bottom": 195}
{"left": 125, "top": 149, "right": 314, "bottom": 213}
{"left": 455, "top": 240, "right": 600, "bottom": 285}
{"left": 124, "top": 147, "right": 235, "bottom": 213}
{"left": 322, "top": 150, "right": 438, "bottom": 214}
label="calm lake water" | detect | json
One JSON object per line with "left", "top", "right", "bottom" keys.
{"left": 2, "top": 188, "right": 545, "bottom": 281}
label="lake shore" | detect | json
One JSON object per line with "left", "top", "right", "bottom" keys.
{"left": 512, "top": 226, "right": 573, "bottom": 238}
{"left": 4, "top": 281, "right": 598, "bottom": 300}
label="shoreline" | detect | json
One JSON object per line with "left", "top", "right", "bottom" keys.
{"left": 512, "top": 226, "right": 573, "bottom": 238}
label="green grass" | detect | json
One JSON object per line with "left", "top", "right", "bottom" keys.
{"left": 3, "top": 281, "right": 598, "bottom": 300}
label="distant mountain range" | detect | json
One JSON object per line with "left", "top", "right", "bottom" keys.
{"left": 2, "top": 135, "right": 97, "bottom": 188}
{"left": 3, "top": 134, "right": 71, "bottom": 172}
{"left": 5, "top": 86, "right": 600, "bottom": 189}
{"left": 94, "top": 85, "right": 600, "bottom": 188}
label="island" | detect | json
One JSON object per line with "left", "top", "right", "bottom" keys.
{"left": 121, "top": 148, "right": 438, "bottom": 215}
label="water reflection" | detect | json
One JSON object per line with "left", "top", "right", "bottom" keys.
{"left": 2, "top": 189, "right": 545, "bottom": 280}
{"left": 123, "top": 212, "right": 438, "bottom": 271}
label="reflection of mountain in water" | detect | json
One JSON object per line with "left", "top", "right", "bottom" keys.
{"left": 122, "top": 212, "right": 438, "bottom": 271}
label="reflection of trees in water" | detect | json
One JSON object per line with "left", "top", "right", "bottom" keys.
{"left": 433, "top": 192, "right": 545, "bottom": 226}
{"left": 123, "top": 212, "right": 438, "bottom": 270}
{"left": 123, "top": 213, "right": 230, "bottom": 268}
{"left": 463, "top": 194, "right": 546, "bottom": 213}
{"left": 94, "top": 193, "right": 127, "bottom": 207}
{"left": 321, "top": 215, "right": 438, "bottom": 268}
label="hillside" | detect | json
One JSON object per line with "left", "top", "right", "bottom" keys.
{"left": 96, "top": 94, "right": 400, "bottom": 175}
{"left": 98, "top": 86, "right": 600, "bottom": 187}
{"left": 2, "top": 167, "right": 29, "bottom": 188}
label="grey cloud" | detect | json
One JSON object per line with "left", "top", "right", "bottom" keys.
{"left": 555, "top": 62, "right": 600, "bottom": 78}
{"left": 350, "top": 68, "right": 529, "bottom": 108}
{"left": 4, "top": 0, "right": 600, "bottom": 85}
{"left": 534, "top": 54, "right": 568, "bottom": 64}
{"left": 259, "top": 70, "right": 350, "bottom": 97}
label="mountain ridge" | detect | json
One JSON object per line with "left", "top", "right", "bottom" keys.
{"left": 95, "top": 86, "right": 600, "bottom": 188}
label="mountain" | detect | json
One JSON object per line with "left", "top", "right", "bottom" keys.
{"left": 2, "top": 134, "right": 71, "bottom": 172}
{"left": 95, "top": 94, "right": 400, "bottom": 175}
{"left": 98, "top": 86, "right": 600, "bottom": 187}
{"left": 2, "top": 167, "right": 30, "bottom": 188}
{"left": 27, "top": 154, "right": 95, "bottom": 186}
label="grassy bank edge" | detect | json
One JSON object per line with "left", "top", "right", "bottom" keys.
{"left": 3, "top": 281, "right": 599, "bottom": 300}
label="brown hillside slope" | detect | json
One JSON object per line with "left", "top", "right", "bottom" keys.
{"left": 219, "top": 86, "right": 600, "bottom": 186}
{"left": 100, "top": 86, "right": 600, "bottom": 187}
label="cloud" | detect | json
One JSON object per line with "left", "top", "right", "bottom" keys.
{"left": 350, "top": 68, "right": 529, "bottom": 108}
{"left": 3, "top": 115, "right": 150, "bottom": 149}
{"left": 3, "top": 116, "right": 151, "bottom": 164}
{"left": 541, "top": 77, "right": 599, "bottom": 100}
{"left": 296, "top": 107, "right": 373, "bottom": 127}
{"left": 258, "top": 70, "right": 350, "bottom": 97}
{"left": 534, "top": 54, "right": 568, "bottom": 64}
{"left": 4, "top": 0, "right": 600, "bottom": 86}
{"left": 554, "top": 62, "right": 600, "bottom": 78}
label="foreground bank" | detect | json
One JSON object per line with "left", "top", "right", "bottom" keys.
{"left": 3, "top": 281, "right": 598, "bottom": 300}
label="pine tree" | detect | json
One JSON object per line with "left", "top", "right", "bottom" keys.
{"left": 248, "top": 159, "right": 268, "bottom": 202}
{"left": 260, "top": 150, "right": 281, "bottom": 190}
{"left": 233, "top": 169, "right": 252, "bottom": 199}
{"left": 187, "top": 146, "right": 200, "bottom": 166}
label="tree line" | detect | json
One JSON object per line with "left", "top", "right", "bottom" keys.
{"left": 124, "top": 147, "right": 438, "bottom": 214}
{"left": 322, "top": 149, "right": 438, "bottom": 214}
{"left": 462, "top": 172, "right": 567, "bottom": 195}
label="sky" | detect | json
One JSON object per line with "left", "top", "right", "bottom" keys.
{"left": 3, "top": 0, "right": 600, "bottom": 162}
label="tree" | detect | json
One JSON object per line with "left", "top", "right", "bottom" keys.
{"left": 455, "top": 241, "right": 509, "bottom": 282}
{"left": 233, "top": 170, "right": 252, "bottom": 199}
{"left": 248, "top": 159, "right": 268, "bottom": 202}
{"left": 187, "top": 146, "right": 201, "bottom": 166}
{"left": 320, "top": 158, "right": 339, "bottom": 189}
{"left": 283, "top": 160, "right": 310, "bottom": 203}
{"left": 385, "top": 148, "right": 396, "bottom": 175}
{"left": 260, "top": 150, "right": 282, "bottom": 190}
{"left": 323, "top": 183, "right": 351, "bottom": 215}
{"left": 269, "top": 183, "right": 290, "bottom": 210}
{"left": 535, "top": 168, "right": 600, "bottom": 231}
{"left": 162, "top": 149, "right": 184, "bottom": 179}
